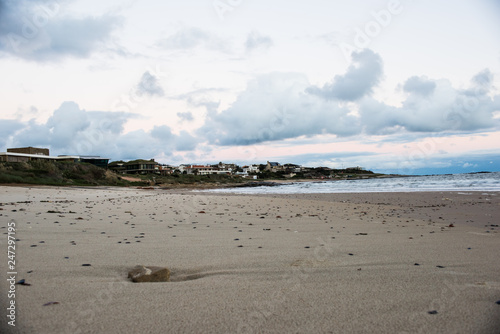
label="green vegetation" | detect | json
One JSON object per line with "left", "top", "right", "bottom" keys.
{"left": 0, "top": 160, "right": 129, "bottom": 186}
{"left": 0, "top": 161, "right": 246, "bottom": 187}
{"left": 0, "top": 160, "right": 382, "bottom": 188}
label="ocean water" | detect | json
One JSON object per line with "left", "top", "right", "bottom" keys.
{"left": 206, "top": 172, "right": 500, "bottom": 194}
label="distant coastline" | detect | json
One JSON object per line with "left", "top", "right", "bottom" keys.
{"left": 0, "top": 158, "right": 391, "bottom": 188}
{"left": 1, "top": 158, "right": 497, "bottom": 190}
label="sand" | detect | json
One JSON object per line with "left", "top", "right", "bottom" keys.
{"left": 0, "top": 185, "right": 499, "bottom": 333}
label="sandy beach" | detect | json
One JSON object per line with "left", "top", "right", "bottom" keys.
{"left": 1, "top": 185, "right": 499, "bottom": 333}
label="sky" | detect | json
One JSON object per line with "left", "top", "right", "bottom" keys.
{"left": 1, "top": 0, "right": 500, "bottom": 175}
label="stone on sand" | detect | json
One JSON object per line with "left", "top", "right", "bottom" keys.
{"left": 128, "top": 265, "right": 170, "bottom": 283}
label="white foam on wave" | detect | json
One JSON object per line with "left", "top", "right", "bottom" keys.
{"left": 205, "top": 172, "right": 500, "bottom": 194}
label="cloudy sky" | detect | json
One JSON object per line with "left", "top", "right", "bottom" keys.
{"left": 1, "top": 0, "right": 499, "bottom": 174}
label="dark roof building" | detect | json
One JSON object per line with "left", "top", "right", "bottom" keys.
{"left": 124, "top": 159, "right": 159, "bottom": 174}
{"left": 266, "top": 161, "right": 283, "bottom": 172}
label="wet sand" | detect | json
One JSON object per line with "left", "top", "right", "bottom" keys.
{"left": 0, "top": 185, "right": 499, "bottom": 333}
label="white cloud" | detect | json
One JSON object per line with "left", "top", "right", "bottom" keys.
{"left": 403, "top": 76, "right": 436, "bottom": 96}
{"left": 1, "top": 1, "right": 499, "bottom": 175}
{"left": 11, "top": 101, "right": 130, "bottom": 154}
{"left": 175, "top": 130, "right": 197, "bottom": 151}
{"left": 198, "top": 72, "right": 359, "bottom": 146}
{"left": 195, "top": 50, "right": 500, "bottom": 148}
{"left": 462, "top": 162, "right": 477, "bottom": 168}
{"left": 177, "top": 111, "right": 194, "bottom": 122}
{"left": 307, "top": 49, "right": 383, "bottom": 101}
{"left": 360, "top": 69, "right": 500, "bottom": 134}
{"left": 4, "top": 101, "right": 199, "bottom": 161}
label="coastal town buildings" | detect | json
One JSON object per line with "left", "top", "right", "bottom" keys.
{"left": 1, "top": 146, "right": 372, "bottom": 179}
{"left": 242, "top": 165, "right": 260, "bottom": 174}
{"left": 265, "top": 161, "right": 282, "bottom": 172}
{"left": 185, "top": 165, "right": 216, "bottom": 175}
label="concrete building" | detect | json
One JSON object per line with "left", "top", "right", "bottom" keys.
{"left": 186, "top": 165, "right": 216, "bottom": 175}
{"left": 242, "top": 165, "right": 260, "bottom": 174}
{"left": 108, "top": 161, "right": 126, "bottom": 173}
{"left": 0, "top": 152, "right": 75, "bottom": 163}
{"left": 1, "top": 147, "right": 108, "bottom": 168}
{"left": 7, "top": 146, "right": 50, "bottom": 156}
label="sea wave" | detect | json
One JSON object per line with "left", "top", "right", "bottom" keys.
{"left": 205, "top": 172, "right": 500, "bottom": 194}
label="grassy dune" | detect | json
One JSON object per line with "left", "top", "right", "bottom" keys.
{"left": 0, "top": 161, "right": 127, "bottom": 186}
{"left": 0, "top": 161, "right": 244, "bottom": 187}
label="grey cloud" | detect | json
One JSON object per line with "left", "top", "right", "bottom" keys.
{"left": 471, "top": 69, "right": 493, "bottom": 88}
{"left": 360, "top": 70, "right": 500, "bottom": 135}
{"left": 11, "top": 101, "right": 132, "bottom": 154}
{"left": 43, "top": 15, "right": 123, "bottom": 59}
{"left": 86, "top": 111, "right": 128, "bottom": 134}
{"left": 0, "top": 119, "right": 26, "bottom": 149}
{"left": 175, "top": 130, "right": 197, "bottom": 151}
{"left": 468, "top": 69, "right": 494, "bottom": 97}
{"left": 136, "top": 71, "right": 164, "bottom": 97}
{"left": 0, "top": 0, "right": 123, "bottom": 61}
{"left": 307, "top": 49, "right": 383, "bottom": 101}
{"left": 0, "top": 119, "right": 25, "bottom": 136}
{"left": 177, "top": 111, "right": 194, "bottom": 122}
{"left": 358, "top": 98, "right": 402, "bottom": 135}
{"left": 5, "top": 101, "right": 199, "bottom": 160}
{"left": 114, "top": 130, "right": 160, "bottom": 160}
{"left": 195, "top": 50, "right": 388, "bottom": 146}
{"left": 271, "top": 151, "right": 377, "bottom": 166}
{"left": 197, "top": 60, "right": 500, "bottom": 147}
{"left": 45, "top": 101, "right": 91, "bottom": 148}
{"left": 245, "top": 31, "right": 273, "bottom": 52}
{"left": 151, "top": 125, "right": 173, "bottom": 141}
{"left": 403, "top": 76, "right": 436, "bottom": 96}
{"left": 198, "top": 72, "right": 359, "bottom": 146}
{"left": 174, "top": 88, "right": 223, "bottom": 114}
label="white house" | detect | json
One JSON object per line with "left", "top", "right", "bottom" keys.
{"left": 243, "top": 164, "right": 260, "bottom": 174}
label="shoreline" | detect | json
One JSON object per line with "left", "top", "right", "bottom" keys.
{"left": 193, "top": 190, "right": 500, "bottom": 229}
{"left": 0, "top": 170, "right": 497, "bottom": 192}
{"left": 2, "top": 183, "right": 499, "bottom": 228}
{"left": 0, "top": 172, "right": 409, "bottom": 191}
{"left": 2, "top": 184, "right": 498, "bottom": 229}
